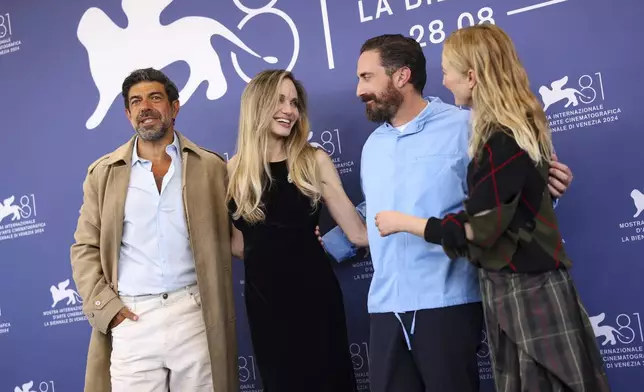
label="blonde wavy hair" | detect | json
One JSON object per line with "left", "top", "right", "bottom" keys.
{"left": 227, "top": 69, "right": 321, "bottom": 224}
{"left": 443, "top": 24, "right": 553, "bottom": 164}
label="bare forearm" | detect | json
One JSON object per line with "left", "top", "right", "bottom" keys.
{"left": 316, "top": 149, "right": 369, "bottom": 248}
{"left": 346, "top": 219, "right": 368, "bottom": 247}
{"left": 326, "top": 197, "right": 368, "bottom": 247}
{"left": 398, "top": 215, "right": 429, "bottom": 238}
{"left": 231, "top": 234, "right": 243, "bottom": 259}
{"left": 230, "top": 225, "right": 244, "bottom": 260}
{"left": 391, "top": 213, "right": 473, "bottom": 242}
{"left": 232, "top": 246, "right": 244, "bottom": 260}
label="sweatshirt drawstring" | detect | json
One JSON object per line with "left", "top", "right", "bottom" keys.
{"left": 394, "top": 310, "right": 417, "bottom": 351}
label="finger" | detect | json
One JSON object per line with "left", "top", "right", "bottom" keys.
{"left": 550, "top": 161, "right": 570, "bottom": 176}
{"left": 122, "top": 308, "right": 139, "bottom": 321}
{"left": 549, "top": 166, "right": 569, "bottom": 179}
{"left": 111, "top": 313, "right": 126, "bottom": 329}
{"left": 548, "top": 184, "right": 562, "bottom": 198}
{"left": 551, "top": 153, "right": 559, "bottom": 162}
{"left": 549, "top": 169, "right": 569, "bottom": 185}
{"left": 548, "top": 176, "right": 566, "bottom": 193}
{"left": 110, "top": 314, "right": 123, "bottom": 327}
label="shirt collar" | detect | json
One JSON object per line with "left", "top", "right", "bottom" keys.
{"left": 131, "top": 132, "right": 181, "bottom": 166}
{"left": 380, "top": 98, "right": 431, "bottom": 133}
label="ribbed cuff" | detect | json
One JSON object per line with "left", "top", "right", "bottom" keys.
{"left": 423, "top": 217, "right": 442, "bottom": 245}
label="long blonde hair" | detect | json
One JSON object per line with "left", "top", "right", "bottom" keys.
{"left": 227, "top": 69, "right": 321, "bottom": 224}
{"left": 443, "top": 24, "right": 553, "bottom": 163}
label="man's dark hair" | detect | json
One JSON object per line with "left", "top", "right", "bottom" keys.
{"left": 121, "top": 68, "right": 180, "bottom": 109}
{"left": 360, "top": 34, "right": 427, "bottom": 94}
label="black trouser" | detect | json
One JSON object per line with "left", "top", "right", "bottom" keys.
{"left": 369, "top": 302, "right": 484, "bottom": 392}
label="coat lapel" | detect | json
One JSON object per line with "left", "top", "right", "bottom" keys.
{"left": 177, "top": 131, "right": 214, "bottom": 276}
{"left": 181, "top": 148, "right": 192, "bottom": 240}
{"left": 178, "top": 131, "right": 200, "bottom": 254}
{"left": 104, "top": 137, "right": 135, "bottom": 289}
{"left": 109, "top": 165, "right": 129, "bottom": 287}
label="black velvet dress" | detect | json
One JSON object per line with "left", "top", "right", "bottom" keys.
{"left": 229, "top": 160, "right": 356, "bottom": 392}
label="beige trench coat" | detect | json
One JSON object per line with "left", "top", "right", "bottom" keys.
{"left": 70, "top": 132, "right": 237, "bottom": 392}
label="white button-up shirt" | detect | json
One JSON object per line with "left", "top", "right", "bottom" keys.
{"left": 117, "top": 133, "right": 196, "bottom": 296}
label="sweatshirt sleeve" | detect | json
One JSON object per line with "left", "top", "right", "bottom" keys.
{"left": 423, "top": 131, "right": 531, "bottom": 257}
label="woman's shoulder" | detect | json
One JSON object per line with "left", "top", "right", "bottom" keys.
{"left": 311, "top": 146, "right": 338, "bottom": 177}
{"left": 484, "top": 126, "right": 521, "bottom": 151}
{"left": 312, "top": 145, "right": 330, "bottom": 162}
{"left": 475, "top": 126, "right": 529, "bottom": 166}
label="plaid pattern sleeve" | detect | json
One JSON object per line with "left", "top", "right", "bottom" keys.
{"left": 464, "top": 132, "right": 531, "bottom": 248}
{"left": 423, "top": 131, "right": 531, "bottom": 259}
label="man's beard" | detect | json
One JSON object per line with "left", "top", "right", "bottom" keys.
{"left": 362, "top": 80, "right": 404, "bottom": 124}
{"left": 135, "top": 109, "right": 172, "bottom": 141}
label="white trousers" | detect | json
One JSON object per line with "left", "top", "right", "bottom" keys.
{"left": 110, "top": 285, "right": 213, "bottom": 392}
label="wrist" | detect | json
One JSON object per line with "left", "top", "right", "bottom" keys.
{"left": 398, "top": 214, "right": 412, "bottom": 233}
{"left": 423, "top": 217, "right": 442, "bottom": 244}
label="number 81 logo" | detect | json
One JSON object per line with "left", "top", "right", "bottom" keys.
{"left": 590, "top": 312, "right": 644, "bottom": 347}
{"left": 308, "top": 129, "right": 343, "bottom": 156}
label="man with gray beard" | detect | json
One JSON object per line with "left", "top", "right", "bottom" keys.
{"left": 70, "top": 68, "right": 238, "bottom": 392}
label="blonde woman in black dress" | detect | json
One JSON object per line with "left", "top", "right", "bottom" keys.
{"left": 226, "top": 69, "right": 367, "bottom": 392}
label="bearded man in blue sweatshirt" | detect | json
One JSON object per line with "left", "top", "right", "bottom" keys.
{"left": 322, "top": 34, "right": 574, "bottom": 392}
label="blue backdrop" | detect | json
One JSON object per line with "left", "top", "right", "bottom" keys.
{"left": 1, "top": 0, "right": 642, "bottom": 391}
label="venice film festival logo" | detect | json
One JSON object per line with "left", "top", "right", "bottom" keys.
{"left": 13, "top": 380, "right": 56, "bottom": 392}
{"left": 476, "top": 329, "right": 493, "bottom": 380}
{"left": 0, "top": 194, "right": 46, "bottom": 243}
{"left": 0, "top": 303, "right": 10, "bottom": 336}
{"left": 589, "top": 311, "right": 644, "bottom": 369}
{"left": 42, "top": 278, "right": 87, "bottom": 328}
{"left": 77, "top": 0, "right": 300, "bottom": 130}
{"left": 0, "top": 10, "right": 22, "bottom": 58}
{"left": 14, "top": 381, "right": 36, "bottom": 392}
{"left": 632, "top": 189, "right": 644, "bottom": 219}
{"left": 538, "top": 72, "right": 622, "bottom": 133}
{"left": 618, "top": 187, "right": 644, "bottom": 244}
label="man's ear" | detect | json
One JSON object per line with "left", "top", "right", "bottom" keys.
{"left": 172, "top": 100, "right": 180, "bottom": 121}
{"left": 395, "top": 67, "right": 412, "bottom": 89}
